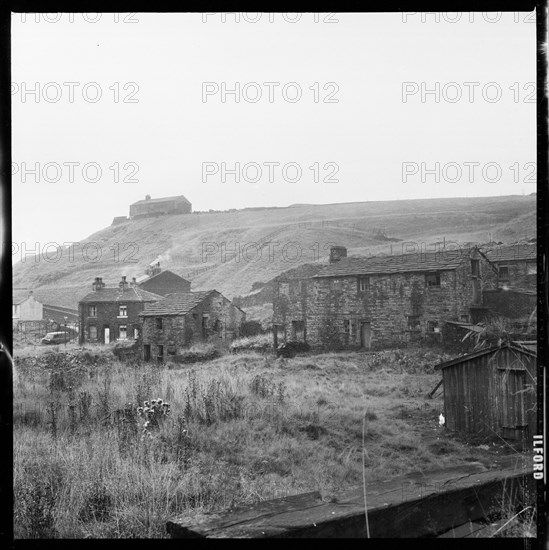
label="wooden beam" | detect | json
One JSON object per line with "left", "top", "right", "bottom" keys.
{"left": 167, "top": 458, "right": 533, "bottom": 538}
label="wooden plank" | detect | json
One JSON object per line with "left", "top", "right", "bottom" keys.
{"left": 167, "top": 458, "right": 533, "bottom": 538}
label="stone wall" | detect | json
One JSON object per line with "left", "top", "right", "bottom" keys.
{"left": 491, "top": 260, "right": 536, "bottom": 292}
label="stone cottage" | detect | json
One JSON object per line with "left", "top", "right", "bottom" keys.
{"left": 482, "top": 243, "right": 536, "bottom": 292}
{"left": 481, "top": 243, "right": 537, "bottom": 323}
{"left": 13, "top": 289, "right": 43, "bottom": 322}
{"left": 139, "top": 290, "right": 246, "bottom": 362}
{"left": 79, "top": 276, "right": 163, "bottom": 344}
{"left": 273, "top": 245, "right": 498, "bottom": 350}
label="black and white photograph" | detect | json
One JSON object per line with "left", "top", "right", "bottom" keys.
{"left": 5, "top": 6, "right": 547, "bottom": 541}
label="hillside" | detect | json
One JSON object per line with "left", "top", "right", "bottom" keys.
{"left": 13, "top": 195, "right": 536, "bottom": 313}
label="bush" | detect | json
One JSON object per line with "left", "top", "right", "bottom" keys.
{"left": 230, "top": 334, "right": 272, "bottom": 354}
{"left": 276, "top": 341, "right": 310, "bottom": 358}
{"left": 240, "top": 321, "right": 264, "bottom": 337}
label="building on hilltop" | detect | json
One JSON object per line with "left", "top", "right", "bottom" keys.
{"left": 139, "top": 291, "right": 246, "bottom": 362}
{"left": 133, "top": 260, "right": 192, "bottom": 296}
{"left": 129, "top": 194, "right": 192, "bottom": 218}
{"left": 273, "top": 245, "right": 500, "bottom": 350}
{"left": 78, "top": 276, "right": 163, "bottom": 344}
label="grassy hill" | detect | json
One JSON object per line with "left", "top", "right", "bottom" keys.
{"left": 13, "top": 195, "right": 536, "bottom": 313}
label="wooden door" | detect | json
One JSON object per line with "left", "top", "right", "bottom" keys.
{"left": 360, "top": 322, "right": 372, "bottom": 349}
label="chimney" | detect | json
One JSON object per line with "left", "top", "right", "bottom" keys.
{"left": 119, "top": 275, "right": 128, "bottom": 291}
{"left": 28, "top": 290, "right": 33, "bottom": 297}
{"left": 130, "top": 277, "right": 137, "bottom": 287}
{"left": 146, "top": 259, "right": 161, "bottom": 277}
{"left": 92, "top": 277, "right": 105, "bottom": 291}
{"left": 329, "top": 246, "right": 347, "bottom": 263}
{"left": 145, "top": 194, "right": 151, "bottom": 200}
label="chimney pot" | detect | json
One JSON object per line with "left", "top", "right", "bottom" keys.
{"left": 145, "top": 194, "right": 151, "bottom": 200}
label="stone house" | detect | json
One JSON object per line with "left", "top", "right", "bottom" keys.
{"left": 78, "top": 276, "right": 163, "bottom": 344}
{"left": 273, "top": 245, "right": 498, "bottom": 350}
{"left": 134, "top": 260, "right": 191, "bottom": 296}
{"left": 481, "top": 243, "right": 537, "bottom": 324}
{"left": 482, "top": 243, "right": 536, "bottom": 292}
{"left": 13, "top": 290, "right": 43, "bottom": 322}
{"left": 129, "top": 194, "right": 192, "bottom": 218}
{"left": 139, "top": 290, "right": 245, "bottom": 362}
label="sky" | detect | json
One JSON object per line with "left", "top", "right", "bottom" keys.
{"left": 11, "top": 11, "right": 537, "bottom": 250}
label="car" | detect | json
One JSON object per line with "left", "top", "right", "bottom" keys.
{"left": 41, "top": 331, "right": 71, "bottom": 345}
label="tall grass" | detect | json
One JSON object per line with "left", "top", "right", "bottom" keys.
{"left": 14, "top": 347, "right": 503, "bottom": 538}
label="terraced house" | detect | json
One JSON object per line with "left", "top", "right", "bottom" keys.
{"left": 79, "top": 276, "right": 163, "bottom": 344}
{"left": 139, "top": 291, "right": 245, "bottom": 362}
{"left": 273, "top": 245, "right": 498, "bottom": 350}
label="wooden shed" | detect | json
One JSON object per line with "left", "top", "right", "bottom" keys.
{"left": 434, "top": 342, "right": 537, "bottom": 443}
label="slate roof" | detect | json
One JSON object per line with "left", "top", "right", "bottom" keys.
{"left": 482, "top": 243, "right": 536, "bottom": 263}
{"left": 130, "top": 195, "right": 191, "bottom": 206}
{"left": 79, "top": 286, "right": 163, "bottom": 304}
{"left": 139, "top": 291, "right": 216, "bottom": 317}
{"left": 135, "top": 269, "right": 190, "bottom": 285}
{"left": 313, "top": 250, "right": 474, "bottom": 278}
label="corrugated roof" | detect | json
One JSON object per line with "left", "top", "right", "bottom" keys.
{"left": 139, "top": 290, "right": 215, "bottom": 317}
{"left": 434, "top": 342, "right": 537, "bottom": 370}
{"left": 445, "top": 321, "right": 485, "bottom": 334}
{"left": 313, "top": 250, "right": 471, "bottom": 278}
{"left": 130, "top": 195, "right": 191, "bottom": 206}
{"left": 79, "top": 286, "right": 163, "bottom": 304}
{"left": 482, "top": 243, "right": 536, "bottom": 262}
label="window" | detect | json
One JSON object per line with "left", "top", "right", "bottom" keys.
{"left": 88, "top": 305, "right": 97, "bottom": 317}
{"left": 134, "top": 327, "right": 139, "bottom": 339}
{"left": 155, "top": 317, "right": 163, "bottom": 330}
{"left": 157, "top": 345, "right": 164, "bottom": 363}
{"left": 332, "top": 279, "right": 342, "bottom": 290}
{"left": 119, "top": 325, "right": 127, "bottom": 340}
{"left": 89, "top": 325, "right": 97, "bottom": 339}
{"left": 471, "top": 259, "right": 480, "bottom": 277}
{"left": 118, "top": 305, "right": 127, "bottom": 317}
{"left": 425, "top": 272, "right": 441, "bottom": 287}
{"left": 460, "top": 314, "right": 470, "bottom": 323}
{"left": 527, "top": 263, "right": 536, "bottom": 275}
{"left": 498, "top": 265, "right": 509, "bottom": 280}
{"left": 427, "top": 320, "right": 440, "bottom": 333}
{"left": 358, "top": 277, "right": 370, "bottom": 292}
{"left": 407, "top": 315, "right": 421, "bottom": 331}
{"left": 344, "top": 319, "right": 353, "bottom": 336}
{"left": 167, "top": 346, "right": 176, "bottom": 356}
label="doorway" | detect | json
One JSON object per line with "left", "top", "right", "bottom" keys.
{"left": 360, "top": 322, "right": 372, "bottom": 349}
{"left": 143, "top": 344, "right": 151, "bottom": 361}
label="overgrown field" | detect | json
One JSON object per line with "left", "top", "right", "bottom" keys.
{"left": 13, "top": 346, "right": 516, "bottom": 538}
